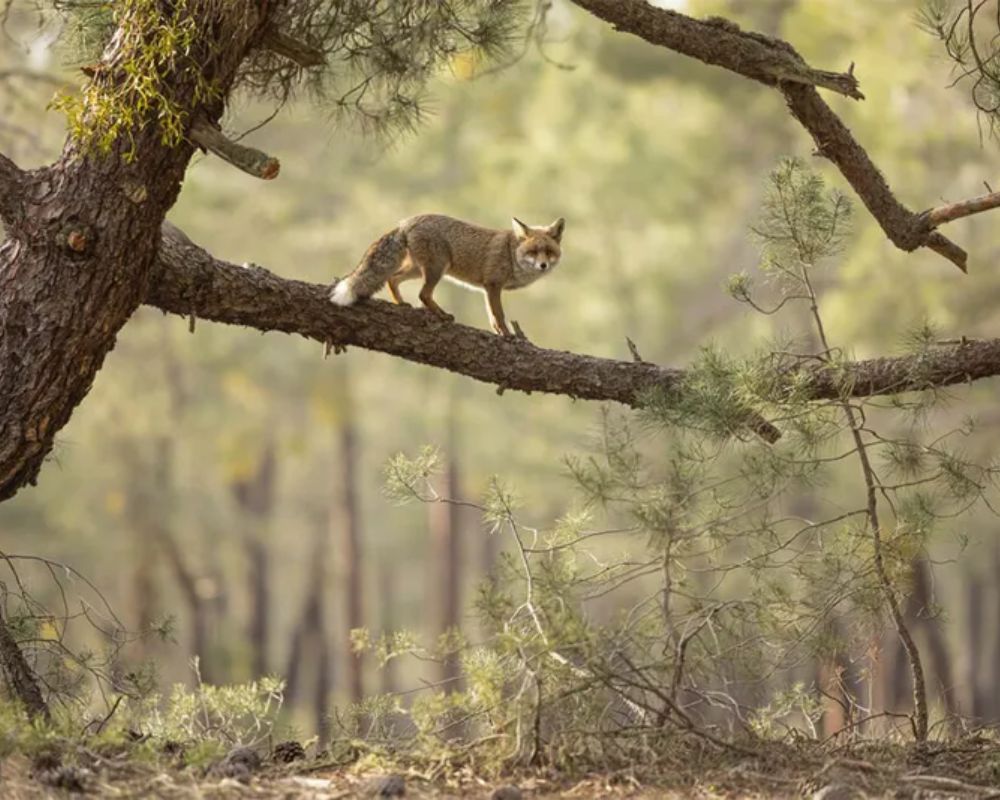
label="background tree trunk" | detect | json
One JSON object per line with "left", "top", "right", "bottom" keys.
{"left": 332, "top": 373, "right": 364, "bottom": 704}
{"left": 231, "top": 441, "right": 277, "bottom": 679}
{"left": 429, "top": 412, "right": 462, "bottom": 688}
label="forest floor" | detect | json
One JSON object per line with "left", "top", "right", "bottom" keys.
{"left": 4, "top": 736, "right": 1000, "bottom": 799}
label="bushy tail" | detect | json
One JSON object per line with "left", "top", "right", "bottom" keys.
{"left": 330, "top": 227, "right": 408, "bottom": 306}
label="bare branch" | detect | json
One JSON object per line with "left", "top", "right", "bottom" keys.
{"left": 926, "top": 190, "right": 1000, "bottom": 226}
{"left": 189, "top": 117, "right": 280, "bottom": 180}
{"left": 570, "top": 0, "right": 971, "bottom": 272}
{"left": 261, "top": 27, "right": 326, "bottom": 68}
{"left": 0, "top": 151, "right": 24, "bottom": 225}
{"left": 148, "top": 228, "right": 1000, "bottom": 411}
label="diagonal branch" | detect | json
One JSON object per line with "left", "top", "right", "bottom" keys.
{"left": 261, "top": 27, "right": 326, "bottom": 68}
{"left": 570, "top": 0, "right": 970, "bottom": 271}
{"left": 147, "top": 229, "right": 1000, "bottom": 412}
{"left": 566, "top": 0, "right": 862, "bottom": 98}
{"left": 0, "top": 151, "right": 25, "bottom": 225}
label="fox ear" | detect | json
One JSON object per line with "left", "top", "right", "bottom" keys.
{"left": 512, "top": 217, "right": 531, "bottom": 239}
{"left": 547, "top": 217, "right": 565, "bottom": 242}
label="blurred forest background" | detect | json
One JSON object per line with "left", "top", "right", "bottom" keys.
{"left": 3, "top": 0, "right": 1000, "bottom": 745}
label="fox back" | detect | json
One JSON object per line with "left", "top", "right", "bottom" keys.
{"left": 400, "top": 214, "right": 564, "bottom": 290}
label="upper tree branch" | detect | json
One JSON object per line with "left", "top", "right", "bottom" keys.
{"left": 0, "top": 152, "right": 24, "bottom": 225}
{"left": 262, "top": 27, "right": 326, "bottom": 68}
{"left": 567, "top": 0, "right": 862, "bottom": 98}
{"left": 147, "top": 230, "right": 1000, "bottom": 412}
{"left": 570, "top": 0, "right": 971, "bottom": 271}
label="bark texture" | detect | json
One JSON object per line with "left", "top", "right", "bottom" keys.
{"left": 0, "top": 612, "right": 48, "bottom": 720}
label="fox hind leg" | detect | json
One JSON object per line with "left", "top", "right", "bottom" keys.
{"left": 407, "top": 239, "right": 454, "bottom": 322}
{"left": 387, "top": 257, "right": 420, "bottom": 306}
{"left": 417, "top": 269, "right": 454, "bottom": 322}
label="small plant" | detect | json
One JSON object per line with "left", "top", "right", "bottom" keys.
{"left": 350, "top": 161, "right": 999, "bottom": 774}
{"left": 134, "top": 661, "right": 284, "bottom": 755}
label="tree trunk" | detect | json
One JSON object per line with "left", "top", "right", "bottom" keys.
{"left": 963, "top": 573, "right": 985, "bottom": 721}
{"left": 378, "top": 561, "right": 398, "bottom": 697}
{"left": 0, "top": 2, "right": 273, "bottom": 503}
{"left": 906, "top": 558, "right": 959, "bottom": 718}
{"left": 0, "top": 612, "right": 48, "bottom": 720}
{"left": 429, "top": 415, "right": 462, "bottom": 688}
{"left": 332, "top": 373, "right": 364, "bottom": 704}
{"left": 285, "top": 513, "right": 334, "bottom": 743}
{"left": 231, "top": 441, "right": 277, "bottom": 679}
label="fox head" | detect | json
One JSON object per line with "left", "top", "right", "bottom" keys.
{"left": 512, "top": 217, "right": 565, "bottom": 275}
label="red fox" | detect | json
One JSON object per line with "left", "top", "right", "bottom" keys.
{"left": 329, "top": 214, "right": 565, "bottom": 336}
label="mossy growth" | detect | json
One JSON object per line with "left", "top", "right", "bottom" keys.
{"left": 51, "top": 0, "right": 219, "bottom": 159}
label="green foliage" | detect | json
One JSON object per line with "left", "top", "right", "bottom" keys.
{"left": 753, "top": 157, "right": 852, "bottom": 267}
{"left": 48, "top": 0, "right": 529, "bottom": 146}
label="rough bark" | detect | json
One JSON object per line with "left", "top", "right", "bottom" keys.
{"left": 0, "top": 152, "right": 24, "bottom": 223}
{"left": 148, "top": 231, "right": 1000, "bottom": 412}
{"left": 0, "top": 1, "right": 276, "bottom": 503}
{"left": 569, "top": 0, "right": 969, "bottom": 269}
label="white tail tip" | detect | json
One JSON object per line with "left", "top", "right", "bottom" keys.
{"left": 330, "top": 280, "right": 356, "bottom": 306}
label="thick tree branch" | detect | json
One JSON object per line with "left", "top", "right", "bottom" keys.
{"left": 567, "top": 0, "right": 862, "bottom": 98}
{"left": 148, "top": 230, "right": 1000, "bottom": 412}
{"left": 189, "top": 118, "right": 280, "bottom": 180}
{"left": 0, "top": 151, "right": 24, "bottom": 225}
{"left": 570, "top": 0, "right": 971, "bottom": 271}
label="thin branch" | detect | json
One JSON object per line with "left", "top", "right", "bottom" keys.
{"left": 570, "top": 0, "right": 972, "bottom": 271}
{"left": 926, "top": 189, "right": 1000, "bottom": 225}
{"left": 189, "top": 117, "right": 280, "bottom": 180}
{"left": 147, "top": 227, "right": 1000, "bottom": 410}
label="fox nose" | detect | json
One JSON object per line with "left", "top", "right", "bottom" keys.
{"left": 539, "top": 262, "right": 548, "bottom": 271}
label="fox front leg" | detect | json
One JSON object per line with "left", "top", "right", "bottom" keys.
{"left": 485, "top": 284, "right": 511, "bottom": 336}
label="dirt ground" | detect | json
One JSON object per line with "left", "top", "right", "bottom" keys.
{"left": 3, "top": 737, "right": 1000, "bottom": 798}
